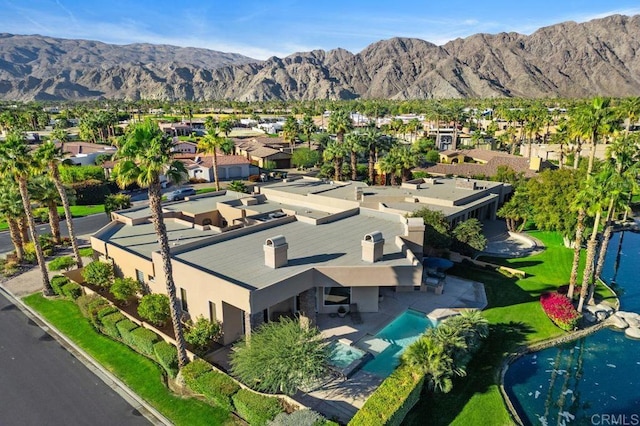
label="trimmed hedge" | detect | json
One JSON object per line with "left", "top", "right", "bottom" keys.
{"left": 153, "top": 341, "right": 178, "bottom": 378}
{"left": 130, "top": 327, "right": 159, "bottom": 357}
{"left": 51, "top": 275, "right": 70, "bottom": 296}
{"left": 269, "top": 409, "right": 334, "bottom": 426}
{"left": 348, "top": 365, "right": 424, "bottom": 426}
{"left": 182, "top": 359, "right": 213, "bottom": 384}
{"left": 101, "top": 312, "right": 126, "bottom": 339}
{"left": 61, "top": 282, "right": 83, "bottom": 300}
{"left": 116, "top": 319, "right": 139, "bottom": 347}
{"left": 76, "top": 294, "right": 103, "bottom": 317}
{"left": 192, "top": 370, "right": 240, "bottom": 412}
{"left": 232, "top": 389, "right": 283, "bottom": 426}
{"left": 87, "top": 297, "right": 111, "bottom": 329}
{"left": 96, "top": 305, "right": 119, "bottom": 331}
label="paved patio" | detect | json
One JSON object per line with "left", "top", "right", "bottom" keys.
{"left": 296, "top": 275, "right": 488, "bottom": 423}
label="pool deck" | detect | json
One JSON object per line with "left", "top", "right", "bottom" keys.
{"left": 296, "top": 275, "right": 487, "bottom": 423}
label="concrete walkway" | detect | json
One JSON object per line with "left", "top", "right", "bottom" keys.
{"left": 0, "top": 254, "right": 171, "bottom": 426}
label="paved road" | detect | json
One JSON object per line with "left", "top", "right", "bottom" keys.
{"left": 0, "top": 291, "right": 150, "bottom": 426}
{"left": 0, "top": 214, "right": 111, "bottom": 255}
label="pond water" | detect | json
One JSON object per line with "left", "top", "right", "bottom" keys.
{"left": 504, "top": 230, "right": 640, "bottom": 425}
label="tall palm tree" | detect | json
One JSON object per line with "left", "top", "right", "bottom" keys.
{"left": 30, "top": 176, "right": 62, "bottom": 244}
{"left": 344, "top": 132, "right": 364, "bottom": 181}
{"left": 282, "top": 116, "right": 300, "bottom": 152}
{"left": 593, "top": 135, "right": 640, "bottom": 280}
{"left": 112, "top": 119, "right": 190, "bottom": 369}
{"left": 550, "top": 120, "right": 570, "bottom": 169}
{"left": 198, "top": 128, "right": 234, "bottom": 192}
{"left": 379, "top": 145, "right": 418, "bottom": 185}
{"left": 34, "top": 141, "right": 84, "bottom": 268}
{"left": 300, "top": 113, "right": 317, "bottom": 150}
{"left": 322, "top": 141, "right": 347, "bottom": 181}
{"left": 0, "top": 132, "right": 53, "bottom": 295}
{"left": 327, "top": 109, "right": 353, "bottom": 144}
{"left": 616, "top": 96, "right": 640, "bottom": 134}
{"left": 0, "top": 181, "right": 26, "bottom": 261}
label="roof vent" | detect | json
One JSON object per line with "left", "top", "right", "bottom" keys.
{"left": 362, "top": 231, "right": 384, "bottom": 262}
{"left": 264, "top": 235, "right": 288, "bottom": 268}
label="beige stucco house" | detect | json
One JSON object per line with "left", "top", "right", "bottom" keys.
{"left": 90, "top": 176, "right": 506, "bottom": 345}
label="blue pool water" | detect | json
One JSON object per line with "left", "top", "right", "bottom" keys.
{"left": 504, "top": 230, "right": 640, "bottom": 425}
{"left": 361, "top": 309, "right": 437, "bottom": 377}
{"left": 328, "top": 341, "right": 366, "bottom": 369}
{"left": 423, "top": 257, "right": 455, "bottom": 271}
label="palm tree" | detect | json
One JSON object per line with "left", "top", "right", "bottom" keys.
{"left": 616, "top": 97, "right": 640, "bottom": 134}
{"left": 0, "top": 132, "right": 53, "bottom": 295}
{"left": 198, "top": 129, "right": 234, "bottom": 192}
{"left": 30, "top": 176, "right": 62, "bottom": 244}
{"left": 322, "top": 141, "right": 347, "bottom": 181}
{"left": 0, "top": 181, "right": 26, "bottom": 261}
{"left": 218, "top": 119, "right": 234, "bottom": 137}
{"left": 577, "top": 175, "right": 608, "bottom": 312}
{"left": 401, "top": 334, "right": 456, "bottom": 393}
{"left": 327, "top": 109, "right": 353, "bottom": 144}
{"left": 112, "top": 119, "right": 190, "bottom": 369}
{"left": 282, "top": 116, "right": 300, "bottom": 152}
{"left": 379, "top": 145, "right": 418, "bottom": 185}
{"left": 550, "top": 120, "right": 570, "bottom": 169}
{"left": 34, "top": 140, "right": 84, "bottom": 268}
{"left": 344, "top": 132, "right": 364, "bottom": 181}
{"left": 359, "top": 125, "right": 391, "bottom": 184}
{"left": 300, "top": 113, "right": 317, "bottom": 150}
{"left": 593, "top": 135, "right": 640, "bottom": 280}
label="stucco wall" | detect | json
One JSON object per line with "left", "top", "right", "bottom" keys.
{"left": 351, "top": 286, "right": 379, "bottom": 312}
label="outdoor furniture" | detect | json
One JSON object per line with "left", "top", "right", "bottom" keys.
{"left": 423, "top": 275, "right": 445, "bottom": 295}
{"left": 349, "top": 303, "right": 363, "bottom": 324}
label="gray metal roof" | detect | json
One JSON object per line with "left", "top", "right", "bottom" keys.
{"left": 173, "top": 214, "right": 410, "bottom": 290}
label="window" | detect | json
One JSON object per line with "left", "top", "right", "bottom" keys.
{"left": 147, "top": 274, "right": 155, "bottom": 282}
{"left": 180, "top": 288, "right": 188, "bottom": 312}
{"left": 323, "top": 287, "right": 350, "bottom": 306}
{"left": 135, "top": 269, "right": 145, "bottom": 284}
{"left": 209, "top": 301, "right": 216, "bottom": 322}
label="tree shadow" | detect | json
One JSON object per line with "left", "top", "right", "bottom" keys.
{"left": 403, "top": 322, "right": 533, "bottom": 426}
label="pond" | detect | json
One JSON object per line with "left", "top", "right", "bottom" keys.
{"left": 504, "top": 230, "right": 640, "bottom": 425}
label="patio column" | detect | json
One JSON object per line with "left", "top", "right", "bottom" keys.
{"left": 298, "top": 288, "right": 317, "bottom": 329}
{"left": 243, "top": 311, "right": 264, "bottom": 342}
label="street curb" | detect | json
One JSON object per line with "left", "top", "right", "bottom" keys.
{"left": 0, "top": 284, "right": 173, "bottom": 426}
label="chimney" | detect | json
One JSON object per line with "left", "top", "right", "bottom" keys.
{"left": 264, "top": 235, "right": 288, "bottom": 268}
{"left": 362, "top": 231, "right": 384, "bottom": 262}
{"left": 404, "top": 217, "right": 425, "bottom": 254}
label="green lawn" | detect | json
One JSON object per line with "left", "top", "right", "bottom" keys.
{"left": 0, "top": 205, "right": 106, "bottom": 231}
{"left": 23, "top": 294, "right": 235, "bottom": 426}
{"left": 403, "top": 231, "right": 615, "bottom": 426}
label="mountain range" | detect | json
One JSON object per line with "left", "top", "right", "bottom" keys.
{"left": 1, "top": 14, "right": 639, "bottom": 101}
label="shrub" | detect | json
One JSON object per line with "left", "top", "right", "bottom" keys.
{"left": 230, "top": 318, "right": 330, "bottom": 396}
{"left": 184, "top": 316, "right": 222, "bottom": 355}
{"left": 130, "top": 327, "right": 159, "bottom": 357}
{"left": 109, "top": 277, "right": 141, "bottom": 304}
{"left": 153, "top": 341, "right": 179, "bottom": 378}
{"left": 540, "top": 292, "right": 581, "bottom": 331}
{"left": 23, "top": 242, "right": 37, "bottom": 264}
{"left": 68, "top": 179, "right": 110, "bottom": 205}
{"left": 349, "top": 365, "right": 424, "bottom": 426}
{"left": 104, "top": 193, "right": 132, "bottom": 217}
{"left": 182, "top": 359, "right": 213, "bottom": 382}
{"left": 48, "top": 256, "right": 77, "bottom": 272}
{"left": 116, "top": 319, "right": 139, "bottom": 347}
{"left": 268, "top": 409, "right": 328, "bottom": 426}
{"left": 2, "top": 258, "right": 19, "bottom": 276}
{"left": 86, "top": 297, "right": 111, "bottom": 328}
{"left": 61, "top": 282, "right": 83, "bottom": 300}
{"left": 81, "top": 261, "right": 114, "bottom": 289}
{"left": 50, "top": 275, "right": 70, "bottom": 296}
{"left": 191, "top": 370, "right": 240, "bottom": 412}
{"left": 137, "top": 294, "right": 170, "bottom": 326}
{"left": 248, "top": 174, "right": 260, "bottom": 182}
{"left": 232, "top": 389, "right": 283, "bottom": 426}
{"left": 101, "top": 312, "right": 126, "bottom": 339}
{"left": 79, "top": 247, "right": 94, "bottom": 258}
{"left": 76, "top": 294, "right": 103, "bottom": 318}
{"left": 425, "top": 150, "right": 440, "bottom": 163}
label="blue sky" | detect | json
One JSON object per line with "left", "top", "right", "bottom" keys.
{"left": 2, "top": 0, "right": 640, "bottom": 60}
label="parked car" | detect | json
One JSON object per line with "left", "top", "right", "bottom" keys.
{"left": 166, "top": 187, "right": 196, "bottom": 201}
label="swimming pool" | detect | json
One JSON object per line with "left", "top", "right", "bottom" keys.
{"left": 358, "top": 309, "right": 437, "bottom": 377}
{"left": 327, "top": 341, "right": 369, "bottom": 378}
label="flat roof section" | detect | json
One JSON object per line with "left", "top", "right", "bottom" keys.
{"left": 163, "top": 193, "right": 242, "bottom": 215}
{"left": 173, "top": 214, "right": 411, "bottom": 290}
{"left": 262, "top": 179, "right": 348, "bottom": 195}
{"left": 100, "top": 219, "right": 220, "bottom": 259}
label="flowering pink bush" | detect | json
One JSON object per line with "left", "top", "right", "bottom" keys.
{"left": 540, "top": 292, "right": 581, "bottom": 331}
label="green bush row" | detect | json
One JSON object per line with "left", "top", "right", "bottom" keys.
{"left": 348, "top": 365, "right": 424, "bottom": 426}
{"left": 232, "top": 388, "right": 283, "bottom": 426}
{"left": 101, "top": 312, "right": 126, "bottom": 340}
{"left": 130, "top": 327, "right": 159, "bottom": 357}
{"left": 182, "top": 359, "right": 283, "bottom": 425}
{"left": 51, "top": 275, "right": 70, "bottom": 296}
{"left": 153, "top": 341, "right": 178, "bottom": 378}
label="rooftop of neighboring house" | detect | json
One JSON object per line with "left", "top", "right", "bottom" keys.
{"left": 175, "top": 153, "right": 251, "bottom": 168}
{"left": 55, "top": 141, "right": 116, "bottom": 156}
{"left": 419, "top": 152, "right": 556, "bottom": 178}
